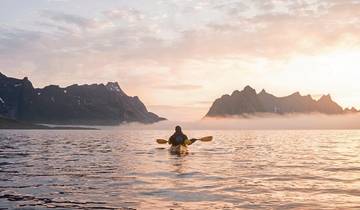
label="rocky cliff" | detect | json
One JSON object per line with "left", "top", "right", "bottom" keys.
{"left": 206, "top": 86, "right": 357, "bottom": 117}
{"left": 0, "top": 72, "right": 165, "bottom": 124}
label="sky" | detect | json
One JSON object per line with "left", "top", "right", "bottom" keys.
{"left": 1, "top": 0, "right": 360, "bottom": 121}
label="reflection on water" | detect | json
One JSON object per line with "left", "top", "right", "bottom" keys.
{"left": 0, "top": 130, "right": 360, "bottom": 209}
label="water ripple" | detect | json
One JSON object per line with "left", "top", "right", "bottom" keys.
{"left": 0, "top": 130, "right": 359, "bottom": 209}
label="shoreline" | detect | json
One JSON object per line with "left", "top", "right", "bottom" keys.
{"left": 0, "top": 117, "right": 98, "bottom": 130}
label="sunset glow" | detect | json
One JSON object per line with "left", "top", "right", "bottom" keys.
{"left": 1, "top": 0, "right": 360, "bottom": 120}
{"left": 2, "top": 1, "right": 360, "bottom": 209}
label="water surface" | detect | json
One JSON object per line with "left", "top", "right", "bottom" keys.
{"left": 0, "top": 130, "right": 360, "bottom": 209}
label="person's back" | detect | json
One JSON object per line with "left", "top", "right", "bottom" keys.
{"left": 169, "top": 126, "right": 188, "bottom": 146}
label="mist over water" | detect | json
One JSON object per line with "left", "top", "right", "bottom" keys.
{"left": 119, "top": 113, "right": 360, "bottom": 130}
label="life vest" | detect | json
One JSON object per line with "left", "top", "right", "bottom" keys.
{"left": 175, "top": 135, "right": 185, "bottom": 144}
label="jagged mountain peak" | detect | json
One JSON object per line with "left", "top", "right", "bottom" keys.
{"left": 0, "top": 72, "right": 7, "bottom": 78}
{"left": 344, "top": 107, "right": 358, "bottom": 113}
{"left": 106, "top": 81, "right": 120, "bottom": 89}
{"left": 231, "top": 90, "right": 241, "bottom": 96}
{"left": 243, "top": 85, "right": 256, "bottom": 93}
{"left": 0, "top": 73, "right": 165, "bottom": 124}
{"left": 290, "top": 91, "right": 301, "bottom": 97}
{"left": 318, "top": 94, "right": 332, "bottom": 101}
{"left": 351, "top": 107, "right": 358, "bottom": 112}
{"left": 43, "top": 85, "right": 60, "bottom": 90}
{"left": 230, "top": 86, "right": 257, "bottom": 97}
{"left": 259, "top": 89, "right": 267, "bottom": 94}
{"left": 258, "top": 89, "right": 277, "bottom": 98}
{"left": 106, "top": 82, "right": 127, "bottom": 96}
{"left": 206, "top": 86, "right": 348, "bottom": 117}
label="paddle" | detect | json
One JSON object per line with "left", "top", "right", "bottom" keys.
{"left": 156, "top": 136, "right": 213, "bottom": 144}
{"left": 156, "top": 139, "right": 169, "bottom": 144}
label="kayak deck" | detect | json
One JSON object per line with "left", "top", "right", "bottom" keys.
{"left": 169, "top": 145, "right": 188, "bottom": 154}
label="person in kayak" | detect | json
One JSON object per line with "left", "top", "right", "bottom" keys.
{"left": 169, "top": 126, "right": 194, "bottom": 146}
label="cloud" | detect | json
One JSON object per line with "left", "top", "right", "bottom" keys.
{"left": 3, "top": 1, "right": 360, "bottom": 71}
{"left": 0, "top": 27, "right": 42, "bottom": 54}
{"left": 213, "top": 1, "right": 249, "bottom": 17}
{"left": 103, "top": 7, "right": 144, "bottom": 22}
{"left": 1, "top": 0, "right": 360, "bottom": 119}
{"left": 39, "top": 10, "right": 113, "bottom": 34}
{"left": 42, "top": 10, "right": 91, "bottom": 26}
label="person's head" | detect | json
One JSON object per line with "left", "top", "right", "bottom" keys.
{"left": 175, "top": 125, "right": 182, "bottom": 133}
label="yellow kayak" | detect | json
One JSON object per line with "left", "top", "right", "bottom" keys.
{"left": 169, "top": 145, "right": 188, "bottom": 154}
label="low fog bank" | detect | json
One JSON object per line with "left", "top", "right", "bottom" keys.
{"left": 117, "top": 113, "right": 360, "bottom": 130}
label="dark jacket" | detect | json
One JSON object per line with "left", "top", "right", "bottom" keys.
{"left": 169, "top": 132, "right": 188, "bottom": 146}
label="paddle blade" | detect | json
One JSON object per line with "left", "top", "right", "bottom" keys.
{"left": 199, "top": 136, "right": 213, "bottom": 142}
{"left": 156, "top": 139, "right": 168, "bottom": 144}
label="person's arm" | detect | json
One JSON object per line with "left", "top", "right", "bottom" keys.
{"left": 183, "top": 134, "right": 191, "bottom": 145}
{"left": 185, "top": 135, "right": 198, "bottom": 145}
{"left": 189, "top": 138, "right": 197, "bottom": 144}
{"left": 168, "top": 135, "right": 174, "bottom": 145}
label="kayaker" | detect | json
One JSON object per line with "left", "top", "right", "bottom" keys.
{"left": 169, "top": 126, "right": 190, "bottom": 146}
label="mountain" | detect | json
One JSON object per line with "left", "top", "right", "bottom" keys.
{"left": 0, "top": 72, "right": 165, "bottom": 125}
{"left": 344, "top": 107, "right": 359, "bottom": 113}
{"left": 205, "top": 85, "right": 358, "bottom": 117}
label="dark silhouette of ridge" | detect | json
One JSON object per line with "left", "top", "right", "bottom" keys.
{"left": 0, "top": 72, "right": 165, "bottom": 125}
{"left": 205, "top": 86, "right": 358, "bottom": 118}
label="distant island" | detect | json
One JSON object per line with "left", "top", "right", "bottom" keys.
{"left": 205, "top": 86, "right": 359, "bottom": 118}
{"left": 0, "top": 116, "right": 97, "bottom": 130}
{"left": 0, "top": 72, "right": 165, "bottom": 125}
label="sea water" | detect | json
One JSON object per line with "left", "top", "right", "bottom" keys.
{"left": 0, "top": 129, "right": 359, "bottom": 209}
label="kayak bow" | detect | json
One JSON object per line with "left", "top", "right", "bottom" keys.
{"left": 156, "top": 136, "right": 213, "bottom": 155}
{"left": 169, "top": 145, "right": 188, "bottom": 154}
